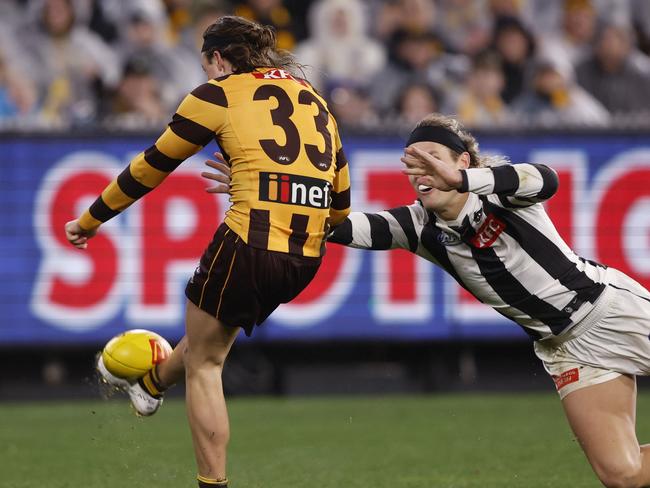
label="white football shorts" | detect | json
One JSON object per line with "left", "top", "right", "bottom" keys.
{"left": 534, "top": 267, "right": 650, "bottom": 399}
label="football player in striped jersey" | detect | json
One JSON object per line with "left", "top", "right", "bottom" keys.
{"left": 65, "top": 16, "right": 350, "bottom": 488}
{"left": 205, "top": 112, "right": 650, "bottom": 488}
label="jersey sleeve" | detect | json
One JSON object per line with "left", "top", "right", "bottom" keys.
{"left": 328, "top": 203, "right": 425, "bottom": 251}
{"left": 78, "top": 82, "right": 228, "bottom": 231}
{"left": 328, "top": 129, "right": 351, "bottom": 227}
{"left": 458, "top": 163, "right": 559, "bottom": 208}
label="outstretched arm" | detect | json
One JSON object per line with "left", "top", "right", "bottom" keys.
{"left": 458, "top": 163, "right": 559, "bottom": 206}
{"left": 328, "top": 205, "right": 424, "bottom": 252}
{"left": 65, "top": 82, "right": 228, "bottom": 248}
{"left": 401, "top": 146, "right": 559, "bottom": 207}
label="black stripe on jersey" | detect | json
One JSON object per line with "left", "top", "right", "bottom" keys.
{"left": 460, "top": 215, "right": 572, "bottom": 334}
{"left": 330, "top": 188, "right": 350, "bottom": 210}
{"left": 117, "top": 167, "right": 152, "bottom": 200}
{"left": 482, "top": 198, "right": 605, "bottom": 304}
{"left": 535, "top": 164, "right": 559, "bottom": 200}
{"left": 459, "top": 170, "right": 469, "bottom": 193}
{"left": 89, "top": 196, "right": 120, "bottom": 223}
{"left": 420, "top": 215, "right": 469, "bottom": 290}
{"left": 366, "top": 213, "right": 393, "bottom": 249}
{"left": 335, "top": 148, "right": 348, "bottom": 170}
{"left": 191, "top": 83, "right": 228, "bottom": 107}
{"left": 327, "top": 218, "right": 353, "bottom": 245}
{"left": 144, "top": 145, "right": 184, "bottom": 172}
{"left": 579, "top": 256, "right": 607, "bottom": 269}
{"left": 248, "top": 209, "right": 271, "bottom": 249}
{"left": 497, "top": 194, "right": 535, "bottom": 208}
{"left": 387, "top": 207, "right": 419, "bottom": 252}
{"left": 169, "top": 113, "right": 214, "bottom": 147}
{"left": 491, "top": 165, "right": 519, "bottom": 195}
{"left": 288, "top": 213, "right": 309, "bottom": 255}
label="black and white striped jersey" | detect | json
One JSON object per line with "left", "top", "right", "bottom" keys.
{"left": 329, "top": 163, "right": 608, "bottom": 341}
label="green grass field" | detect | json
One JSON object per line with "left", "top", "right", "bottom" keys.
{"left": 3, "top": 392, "right": 648, "bottom": 488}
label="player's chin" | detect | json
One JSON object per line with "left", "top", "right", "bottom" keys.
{"left": 417, "top": 190, "right": 440, "bottom": 209}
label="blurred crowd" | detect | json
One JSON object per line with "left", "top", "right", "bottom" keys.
{"left": 1, "top": 0, "right": 650, "bottom": 132}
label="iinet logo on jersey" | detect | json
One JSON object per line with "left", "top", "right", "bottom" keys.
{"left": 471, "top": 214, "right": 506, "bottom": 248}
{"left": 259, "top": 172, "right": 331, "bottom": 209}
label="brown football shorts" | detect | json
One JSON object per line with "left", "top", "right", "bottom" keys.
{"left": 185, "top": 223, "right": 321, "bottom": 336}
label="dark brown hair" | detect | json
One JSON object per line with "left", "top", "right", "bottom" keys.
{"left": 202, "top": 16, "right": 301, "bottom": 75}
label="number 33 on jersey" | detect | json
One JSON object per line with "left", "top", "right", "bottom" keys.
{"left": 78, "top": 67, "right": 350, "bottom": 258}
{"left": 198, "top": 67, "right": 350, "bottom": 257}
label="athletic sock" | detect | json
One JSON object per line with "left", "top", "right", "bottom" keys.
{"left": 138, "top": 365, "right": 166, "bottom": 398}
{"left": 197, "top": 475, "right": 228, "bottom": 487}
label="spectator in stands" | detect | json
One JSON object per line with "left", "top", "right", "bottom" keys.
{"left": 20, "top": 0, "right": 120, "bottom": 125}
{"left": 436, "top": 0, "right": 491, "bottom": 56}
{"left": 513, "top": 56, "right": 610, "bottom": 127}
{"left": 176, "top": 1, "right": 232, "bottom": 90}
{"left": 102, "top": 54, "right": 167, "bottom": 129}
{"left": 328, "top": 83, "right": 380, "bottom": 130}
{"left": 631, "top": 0, "right": 650, "bottom": 55}
{"left": 121, "top": 9, "right": 189, "bottom": 107}
{"left": 179, "top": 0, "right": 232, "bottom": 52}
{"left": 393, "top": 82, "right": 441, "bottom": 128}
{"left": 294, "top": 0, "right": 385, "bottom": 94}
{"left": 164, "top": 0, "right": 194, "bottom": 45}
{"left": 576, "top": 22, "right": 650, "bottom": 115}
{"left": 491, "top": 16, "right": 536, "bottom": 104}
{"left": 369, "top": 29, "right": 468, "bottom": 116}
{"left": 374, "top": 0, "right": 437, "bottom": 41}
{"left": 539, "top": 0, "right": 598, "bottom": 67}
{"left": 234, "top": 0, "right": 297, "bottom": 50}
{"left": 451, "top": 51, "right": 512, "bottom": 128}
{"left": 0, "top": 48, "right": 37, "bottom": 122}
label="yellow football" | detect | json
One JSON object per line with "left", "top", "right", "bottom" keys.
{"left": 101, "top": 329, "right": 172, "bottom": 380}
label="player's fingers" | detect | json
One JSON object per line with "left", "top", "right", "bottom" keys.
{"left": 201, "top": 172, "right": 230, "bottom": 184}
{"left": 212, "top": 152, "right": 229, "bottom": 165}
{"left": 401, "top": 167, "right": 427, "bottom": 176}
{"left": 400, "top": 156, "right": 425, "bottom": 168}
{"left": 204, "top": 160, "right": 231, "bottom": 177}
{"left": 408, "top": 146, "right": 441, "bottom": 165}
{"left": 206, "top": 183, "right": 230, "bottom": 194}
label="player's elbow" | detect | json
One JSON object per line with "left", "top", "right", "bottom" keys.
{"left": 535, "top": 164, "right": 559, "bottom": 200}
{"left": 595, "top": 457, "right": 644, "bottom": 488}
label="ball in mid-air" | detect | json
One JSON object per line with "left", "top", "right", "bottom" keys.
{"left": 101, "top": 329, "right": 172, "bottom": 380}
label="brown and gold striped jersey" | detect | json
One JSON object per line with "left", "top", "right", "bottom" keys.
{"left": 79, "top": 67, "right": 351, "bottom": 257}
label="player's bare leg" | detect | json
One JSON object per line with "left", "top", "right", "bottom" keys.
{"left": 562, "top": 375, "right": 650, "bottom": 488}
{"left": 156, "top": 336, "right": 187, "bottom": 386}
{"left": 184, "top": 299, "right": 239, "bottom": 483}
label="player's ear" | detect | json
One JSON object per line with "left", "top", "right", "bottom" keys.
{"left": 458, "top": 151, "right": 471, "bottom": 170}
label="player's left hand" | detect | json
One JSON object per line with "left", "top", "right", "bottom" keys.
{"left": 401, "top": 146, "right": 463, "bottom": 191}
{"left": 64, "top": 219, "right": 97, "bottom": 249}
{"left": 201, "top": 152, "right": 231, "bottom": 193}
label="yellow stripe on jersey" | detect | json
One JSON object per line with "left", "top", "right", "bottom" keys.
{"left": 129, "top": 152, "right": 169, "bottom": 188}
{"left": 101, "top": 180, "right": 136, "bottom": 211}
{"left": 155, "top": 127, "right": 203, "bottom": 160}
{"left": 177, "top": 95, "right": 228, "bottom": 133}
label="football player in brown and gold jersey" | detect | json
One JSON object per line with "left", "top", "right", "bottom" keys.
{"left": 64, "top": 15, "right": 350, "bottom": 488}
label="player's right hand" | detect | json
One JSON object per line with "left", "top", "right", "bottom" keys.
{"left": 201, "top": 152, "right": 231, "bottom": 194}
{"left": 64, "top": 219, "right": 97, "bottom": 249}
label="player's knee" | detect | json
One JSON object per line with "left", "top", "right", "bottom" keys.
{"left": 183, "top": 344, "right": 227, "bottom": 373}
{"left": 596, "top": 458, "right": 644, "bottom": 488}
